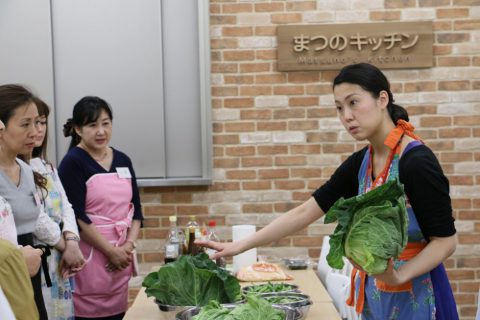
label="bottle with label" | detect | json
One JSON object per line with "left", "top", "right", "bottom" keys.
{"left": 164, "top": 215, "right": 180, "bottom": 264}
{"left": 184, "top": 215, "right": 200, "bottom": 254}
{"left": 177, "top": 222, "right": 185, "bottom": 256}
{"left": 206, "top": 220, "right": 226, "bottom": 268}
{"left": 186, "top": 226, "right": 198, "bottom": 255}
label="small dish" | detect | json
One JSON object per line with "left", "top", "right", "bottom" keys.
{"left": 282, "top": 258, "right": 310, "bottom": 270}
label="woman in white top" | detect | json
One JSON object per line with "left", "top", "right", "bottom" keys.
{"left": 19, "top": 96, "right": 85, "bottom": 319}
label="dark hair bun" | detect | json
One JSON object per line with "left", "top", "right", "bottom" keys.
{"left": 63, "top": 118, "right": 74, "bottom": 137}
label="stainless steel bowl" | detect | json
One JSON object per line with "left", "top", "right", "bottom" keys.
{"left": 155, "top": 299, "right": 245, "bottom": 320}
{"left": 260, "top": 292, "right": 312, "bottom": 320}
{"left": 175, "top": 304, "right": 298, "bottom": 320}
{"left": 154, "top": 300, "right": 195, "bottom": 320}
{"left": 242, "top": 283, "right": 300, "bottom": 296}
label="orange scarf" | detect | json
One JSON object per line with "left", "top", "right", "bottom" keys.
{"left": 346, "top": 120, "right": 424, "bottom": 314}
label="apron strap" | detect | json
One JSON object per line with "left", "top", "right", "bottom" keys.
{"left": 34, "top": 244, "right": 52, "bottom": 288}
{"left": 83, "top": 204, "right": 135, "bottom": 265}
{"left": 346, "top": 242, "right": 427, "bottom": 314}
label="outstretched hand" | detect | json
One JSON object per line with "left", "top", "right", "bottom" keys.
{"left": 194, "top": 239, "right": 241, "bottom": 260}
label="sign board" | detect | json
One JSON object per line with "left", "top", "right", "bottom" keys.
{"left": 277, "top": 21, "right": 433, "bottom": 71}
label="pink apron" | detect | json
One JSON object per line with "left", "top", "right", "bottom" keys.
{"left": 74, "top": 172, "right": 135, "bottom": 318}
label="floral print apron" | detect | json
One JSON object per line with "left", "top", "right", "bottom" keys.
{"left": 347, "top": 121, "right": 458, "bottom": 320}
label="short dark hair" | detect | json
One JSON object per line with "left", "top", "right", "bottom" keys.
{"left": 333, "top": 63, "right": 409, "bottom": 123}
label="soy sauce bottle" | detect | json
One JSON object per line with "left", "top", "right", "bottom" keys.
{"left": 187, "top": 226, "right": 198, "bottom": 255}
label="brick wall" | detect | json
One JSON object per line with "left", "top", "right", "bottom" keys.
{"left": 131, "top": 0, "right": 480, "bottom": 318}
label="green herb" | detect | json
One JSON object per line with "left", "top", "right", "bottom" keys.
{"left": 324, "top": 179, "right": 408, "bottom": 275}
{"left": 192, "top": 295, "right": 285, "bottom": 320}
{"left": 263, "top": 296, "right": 305, "bottom": 304}
{"left": 243, "top": 282, "right": 295, "bottom": 294}
{"left": 142, "top": 253, "right": 241, "bottom": 306}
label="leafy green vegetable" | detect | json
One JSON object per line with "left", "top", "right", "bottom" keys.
{"left": 142, "top": 253, "right": 241, "bottom": 306}
{"left": 243, "top": 282, "right": 296, "bottom": 294}
{"left": 192, "top": 295, "right": 285, "bottom": 320}
{"left": 263, "top": 296, "right": 305, "bottom": 304}
{"left": 324, "top": 179, "right": 408, "bottom": 274}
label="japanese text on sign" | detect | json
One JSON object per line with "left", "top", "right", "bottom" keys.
{"left": 277, "top": 22, "right": 433, "bottom": 71}
{"left": 293, "top": 33, "right": 419, "bottom": 52}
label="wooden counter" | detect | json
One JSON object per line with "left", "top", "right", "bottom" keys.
{"left": 125, "top": 268, "right": 340, "bottom": 320}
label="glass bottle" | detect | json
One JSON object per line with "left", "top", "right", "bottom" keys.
{"left": 206, "top": 220, "right": 226, "bottom": 268}
{"left": 164, "top": 215, "right": 180, "bottom": 264}
{"left": 187, "top": 226, "right": 198, "bottom": 255}
{"left": 186, "top": 215, "right": 201, "bottom": 238}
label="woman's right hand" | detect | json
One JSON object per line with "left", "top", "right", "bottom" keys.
{"left": 194, "top": 240, "right": 242, "bottom": 260}
{"left": 21, "top": 245, "right": 43, "bottom": 277}
{"left": 106, "top": 246, "right": 132, "bottom": 272}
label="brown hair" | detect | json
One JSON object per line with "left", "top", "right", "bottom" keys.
{"left": 0, "top": 84, "right": 47, "bottom": 191}
{"left": 31, "top": 97, "right": 50, "bottom": 160}
{"left": 0, "top": 84, "right": 35, "bottom": 124}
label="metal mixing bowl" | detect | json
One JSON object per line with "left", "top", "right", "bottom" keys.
{"left": 242, "top": 283, "right": 300, "bottom": 296}
{"left": 175, "top": 304, "right": 298, "bottom": 320}
{"left": 260, "top": 292, "right": 312, "bottom": 320}
{"left": 154, "top": 300, "right": 195, "bottom": 320}
{"left": 154, "top": 299, "right": 244, "bottom": 320}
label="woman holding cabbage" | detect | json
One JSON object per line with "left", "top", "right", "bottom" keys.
{"left": 197, "top": 63, "right": 458, "bottom": 319}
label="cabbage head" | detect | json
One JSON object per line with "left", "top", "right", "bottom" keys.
{"left": 142, "top": 253, "right": 241, "bottom": 306}
{"left": 324, "top": 179, "right": 408, "bottom": 275}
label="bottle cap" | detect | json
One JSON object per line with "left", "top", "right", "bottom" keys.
{"left": 169, "top": 215, "right": 177, "bottom": 222}
{"left": 208, "top": 220, "right": 216, "bottom": 227}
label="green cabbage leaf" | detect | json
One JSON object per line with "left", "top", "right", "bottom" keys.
{"left": 192, "top": 295, "right": 285, "bottom": 320}
{"left": 142, "top": 253, "right": 241, "bottom": 306}
{"left": 324, "top": 179, "right": 408, "bottom": 274}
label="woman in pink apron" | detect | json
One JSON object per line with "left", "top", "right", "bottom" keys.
{"left": 58, "top": 96, "right": 143, "bottom": 320}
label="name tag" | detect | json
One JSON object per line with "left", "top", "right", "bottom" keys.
{"left": 116, "top": 167, "right": 132, "bottom": 179}
{"left": 33, "top": 191, "right": 42, "bottom": 207}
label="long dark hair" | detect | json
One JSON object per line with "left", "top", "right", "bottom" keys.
{"left": 333, "top": 63, "right": 409, "bottom": 123}
{"left": 0, "top": 84, "right": 47, "bottom": 190}
{"left": 32, "top": 97, "right": 50, "bottom": 159}
{"left": 63, "top": 96, "right": 113, "bottom": 150}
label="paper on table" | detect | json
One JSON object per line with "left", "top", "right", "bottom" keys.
{"left": 232, "top": 225, "right": 257, "bottom": 273}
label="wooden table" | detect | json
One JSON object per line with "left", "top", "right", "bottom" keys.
{"left": 125, "top": 268, "right": 340, "bottom": 319}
